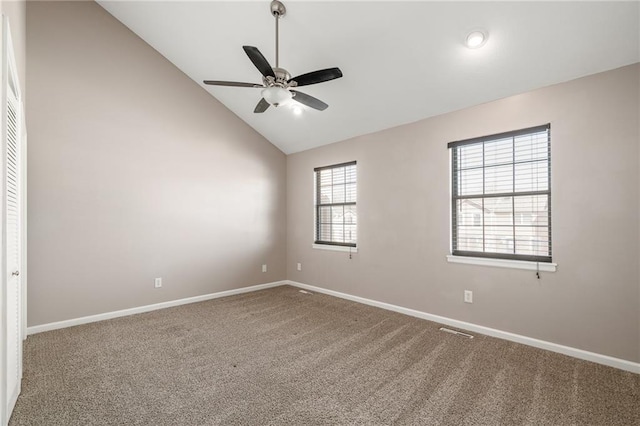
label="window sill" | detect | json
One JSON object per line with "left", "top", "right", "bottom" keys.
{"left": 313, "top": 244, "right": 358, "bottom": 253}
{"left": 446, "top": 255, "right": 557, "bottom": 272}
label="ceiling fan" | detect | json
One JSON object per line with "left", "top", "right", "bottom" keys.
{"left": 203, "top": 0, "right": 343, "bottom": 113}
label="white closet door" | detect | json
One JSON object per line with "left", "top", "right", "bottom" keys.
{"left": 5, "top": 79, "right": 20, "bottom": 416}
{"left": 1, "top": 15, "right": 23, "bottom": 423}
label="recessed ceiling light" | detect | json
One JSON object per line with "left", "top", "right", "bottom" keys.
{"left": 466, "top": 30, "right": 488, "bottom": 49}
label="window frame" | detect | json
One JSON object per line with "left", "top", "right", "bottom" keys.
{"left": 313, "top": 161, "right": 357, "bottom": 248}
{"left": 448, "top": 124, "right": 552, "bottom": 263}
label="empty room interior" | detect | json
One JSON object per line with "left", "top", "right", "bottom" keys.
{"left": 0, "top": 0, "right": 638, "bottom": 424}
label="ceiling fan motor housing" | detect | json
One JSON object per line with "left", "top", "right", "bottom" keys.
{"left": 263, "top": 67, "right": 292, "bottom": 88}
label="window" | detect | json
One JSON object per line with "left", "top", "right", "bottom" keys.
{"left": 314, "top": 161, "right": 357, "bottom": 247}
{"left": 449, "top": 124, "right": 551, "bottom": 262}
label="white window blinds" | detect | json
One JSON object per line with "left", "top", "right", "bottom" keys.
{"left": 449, "top": 125, "right": 551, "bottom": 262}
{"left": 314, "top": 161, "right": 357, "bottom": 247}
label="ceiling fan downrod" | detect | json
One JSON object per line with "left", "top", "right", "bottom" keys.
{"left": 271, "top": 0, "right": 286, "bottom": 69}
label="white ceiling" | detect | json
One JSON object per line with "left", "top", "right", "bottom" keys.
{"left": 98, "top": 1, "right": 639, "bottom": 154}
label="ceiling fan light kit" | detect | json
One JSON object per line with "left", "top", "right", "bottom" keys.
{"left": 262, "top": 86, "right": 292, "bottom": 107}
{"left": 291, "top": 104, "right": 304, "bottom": 116}
{"left": 203, "top": 0, "right": 342, "bottom": 114}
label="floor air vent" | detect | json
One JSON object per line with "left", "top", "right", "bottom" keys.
{"left": 439, "top": 327, "right": 474, "bottom": 339}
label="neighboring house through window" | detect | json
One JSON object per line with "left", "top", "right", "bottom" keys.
{"left": 449, "top": 125, "right": 551, "bottom": 262}
{"left": 314, "top": 161, "right": 357, "bottom": 247}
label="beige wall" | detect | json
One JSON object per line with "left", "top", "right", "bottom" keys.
{"left": 287, "top": 64, "right": 640, "bottom": 363}
{"left": 26, "top": 1, "right": 286, "bottom": 326}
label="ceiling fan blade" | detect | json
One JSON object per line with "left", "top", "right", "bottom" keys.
{"left": 291, "top": 90, "right": 328, "bottom": 111}
{"left": 203, "top": 80, "right": 264, "bottom": 88}
{"left": 254, "top": 98, "right": 270, "bottom": 113}
{"left": 289, "top": 68, "right": 343, "bottom": 87}
{"left": 243, "top": 46, "right": 275, "bottom": 78}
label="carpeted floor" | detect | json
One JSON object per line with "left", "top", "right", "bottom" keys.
{"left": 9, "top": 285, "right": 639, "bottom": 425}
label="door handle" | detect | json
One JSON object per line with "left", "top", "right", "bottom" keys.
{"left": 12, "top": 271, "right": 19, "bottom": 276}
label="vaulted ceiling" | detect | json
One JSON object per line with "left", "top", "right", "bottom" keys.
{"left": 98, "top": 1, "right": 639, "bottom": 154}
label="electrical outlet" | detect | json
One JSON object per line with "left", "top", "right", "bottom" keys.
{"left": 262, "top": 264, "right": 267, "bottom": 273}
{"left": 154, "top": 277, "right": 162, "bottom": 288}
{"left": 297, "top": 263, "right": 302, "bottom": 271}
{"left": 464, "top": 290, "right": 473, "bottom": 303}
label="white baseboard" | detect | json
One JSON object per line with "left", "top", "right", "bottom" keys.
{"left": 26, "top": 280, "right": 286, "bottom": 335}
{"left": 285, "top": 280, "right": 640, "bottom": 374}
{"left": 26, "top": 278, "right": 639, "bottom": 374}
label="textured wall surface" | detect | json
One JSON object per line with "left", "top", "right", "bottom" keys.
{"left": 26, "top": 1, "right": 286, "bottom": 326}
{"left": 287, "top": 64, "right": 640, "bottom": 363}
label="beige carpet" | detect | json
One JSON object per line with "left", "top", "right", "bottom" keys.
{"left": 9, "top": 285, "right": 639, "bottom": 425}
